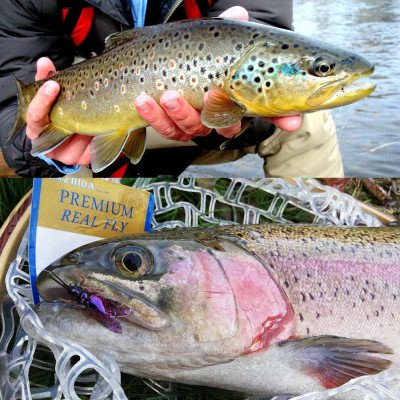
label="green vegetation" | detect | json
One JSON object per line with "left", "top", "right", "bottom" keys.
{"left": 0, "top": 178, "right": 33, "bottom": 226}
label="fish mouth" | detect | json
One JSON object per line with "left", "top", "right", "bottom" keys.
{"left": 37, "top": 266, "right": 169, "bottom": 331}
{"left": 308, "top": 66, "right": 376, "bottom": 109}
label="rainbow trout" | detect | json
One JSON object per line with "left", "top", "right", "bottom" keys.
{"left": 6, "top": 19, "right": 376, "bottom": 172}
{"left": 35, "top": 224, "right": 399, "bottom": 396}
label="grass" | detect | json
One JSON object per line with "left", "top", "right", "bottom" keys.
{"left": 0, "top": 178, "right": 33, "bottom": 227}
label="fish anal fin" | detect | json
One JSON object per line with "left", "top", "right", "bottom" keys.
{"left": 200, "top": 86, "right": 246, "bottom": 129}
{"left": 90, "top": 130, "right": 129, "bottom": 173}
{"left": 281, "top": 335, "right": 393, "bottom": 389}
{"left": 123, "top": 128, "right": 146, "bottom": 164}
{"left": 31, "top": 122, "right": 72, "bottom": 156}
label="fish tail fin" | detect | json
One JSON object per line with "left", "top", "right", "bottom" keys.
{"left": 5, "top": 77, "right": 31, "bottom": 145}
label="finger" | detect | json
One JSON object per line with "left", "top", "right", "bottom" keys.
{"left": 26, "top": 81, "right": 60, "bottom": 139}
{"left": 134, "top": 92, "right": 189, "bottom": 141}
{"left": 44, "top": 134, "right": 92, "bottom": 166}
{"left": 35, "top": 57, "right": 57, "bottom": 81}
{"left": 219, "top": 6, "right": 249, "bottom": 21}
{"left": 267, "top": 115, "right": 303, "bottom": 132}
{"left": 160, "top": 91, "right": 210, "bottom": 139}
{"left": 216, "top": 121, "right": 242, "bottom": 138}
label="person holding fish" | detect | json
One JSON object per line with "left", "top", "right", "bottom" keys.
{"left": 0, "top": 0, "right": 363, "bottom": 177}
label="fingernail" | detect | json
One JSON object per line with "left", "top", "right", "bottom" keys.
{"left": 135, "top": 101, "right": 149, "bottom": 112}
{"left": 43, "top": 82, "right": 58, "bottom": 96}
{"left": 164, "top": 98, "right": 179, "bottom": 112}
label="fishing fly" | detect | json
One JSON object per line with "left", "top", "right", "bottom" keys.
{"left": 45, "top": 270, "right": 131, "bottom": 334}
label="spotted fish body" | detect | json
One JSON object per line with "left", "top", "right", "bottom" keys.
{"left": 7, "top": 18, "right": 375, "bottom": 171}
{"left": 36, "top": 224, "right": 399, "bottom": 396}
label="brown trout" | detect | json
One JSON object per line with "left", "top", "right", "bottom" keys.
{"left": 6, "top": 18, "right": 376, "bottom": 172}
{"left": 35, "top": 224, "right": 399, "bottom": 396}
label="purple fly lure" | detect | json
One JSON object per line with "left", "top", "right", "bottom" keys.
{"left": 45, "top": 270, "right": 131, "bottom": 334}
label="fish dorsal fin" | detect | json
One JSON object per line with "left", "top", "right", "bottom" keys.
{"left": 104, "top": 29, "right": 140, "bottom": 51}
{"left": 123, "top": 128, "right": 146, "bottom": 164}
{"left": 90, "top": 130, "right": 129, "bottom": 173}
{"left": 281, "top": 335, "right": 393, "bottom": 389}
{"left": 200, "top": 86, "right": 246, "bottom": 129}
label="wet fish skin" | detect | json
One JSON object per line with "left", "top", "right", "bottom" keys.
{"left": 35, "top": 224, "right": 399, "bottom": 396}
{"left": 6, "top": 18, "right": 376, "bottom": 172}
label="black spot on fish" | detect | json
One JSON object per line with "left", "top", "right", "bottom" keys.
{"left": 139, "top": 286, "right": 145, "bottom": 291}
{"left": 204, "top": 86, "right": 209, "bottom": 92}
{"left": 272, "top": 58, "right": 278, "bottom": 64}
{"left": 172, "top": 77, "right": 177, "bottom": 83}
{"left": 235, "top": 44, "right": 243, "bottom": 51}
{"left": 242, "top": 74, "right": 248, "bottom": 80}
{"left": 258, "top": 61, "right": 265, "bottom": 68}
{"left": 254, "top": 76, "right": 260, "bottom": 83}
{"left": 140, "top": 77, "right": 144, "bottom": 83}
{"left": 268, "top": 67, "right": 274, "bottom": 73}
{"left": 293, "top": 43, "right": 299, "bottom": 48}
{"left": 185, "top": 44, "right": 190, "bottom": 49}
{"left": 282, "top": 44, "right": 289, "bottom": 50}
{"left": 193, "top": 60, "right": 198, "bottom": 67}
{"left": 198, "top": 43, "right": 204, "bottom": 51}
{"left": 301, "top": 293, "right": 306, "bottom": 302}
{"left": 209, "top": 26, "right": 215, "bottom": 31}
{"left": 206, "top": 55, "right": 212, "bottom": 61}
{"left": 186, "top": 65, "right": 191, "bottom": 71}
{"left": 174, "top": 32, "right": 179, "bottom": 37}
{"left": 184, "top": 34, "right": 189, "bottom": 39}
{"left": 224, "top": 69, "right": 228, "bottom": 76}
{"left": 299, "top": 313, "right": 304, "bottom": 322}
{"left": 252, "top": 33, "right": 260, "bottom": 39}
{"left": 158, "top": 38, "right": 163, "bottom": 43}
{"left": 284, "top": 280, "right": 289, "bottom": 288}
{"left": 214, "top": 32, "right": 220, "bottom": 37}
{"left": 162, "top": 70, "right": 167, "bottom": 77}
{"left": 208, "top": 73, "right": 214, "bottom": 80}
{"left": 248, "top": 65, "right": 254, "bottom": 71}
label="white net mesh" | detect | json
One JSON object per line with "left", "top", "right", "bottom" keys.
{"left": 1, "top": 178, "right": 399, "bottom": 400}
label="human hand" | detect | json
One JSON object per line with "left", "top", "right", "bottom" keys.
{"left": 26, "top": 57, "right": 92, "bottom": 165}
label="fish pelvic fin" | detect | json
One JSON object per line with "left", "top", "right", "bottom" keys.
{"left": 5, "top": 77, "right": 31, "bottom": 145}
{"left": 90, "top": 129, "right": 130, "bottom": 173}
{"left": 200, "top": 85, "right": 246, "bottom": 129}
{"left": 280, "top": 335, "right": 393, "bottom": 389}
{"left": 123, "top": 128, "right": 146, "bottom": 164}
{"left": 31, "top": 122, "right": 72, "bottom": 156}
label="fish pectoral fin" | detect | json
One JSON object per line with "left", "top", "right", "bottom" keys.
{"left": 123, "top": 128, "right": 146, "bottom": 164}
{"left": 90, "top": 130, "right": 129, "bottom": 173}
{"left": 31, "top": 123, "right": 72, "bottom": 156}
{"left": 200, "top": 86, "right": 246, "bottom": 129}
{"left": 281, "top": 335, "right": 393, "bottom": 389}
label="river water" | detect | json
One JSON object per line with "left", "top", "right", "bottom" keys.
{"left": 185, "top": 0, "right": 400, "bottom": 177}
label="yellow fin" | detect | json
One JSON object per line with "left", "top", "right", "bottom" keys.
{"left": 200, "top": 86, "right": 246, "bottom": 129}
{"left": 31, "top": 122, "right": 72, "bottom": 156}
{"left": 123, "top": 128, "right": 146, "bottom": 164}
{"left": 90, "top": 130, "right": 129, "bottom": 173}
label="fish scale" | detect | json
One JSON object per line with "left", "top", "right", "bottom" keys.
{"left": 6, "top": 18, "right": 375, "bottom": 172}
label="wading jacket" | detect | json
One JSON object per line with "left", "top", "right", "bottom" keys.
{"left": 0, "top": 0, "right": 293, "bottom": 176}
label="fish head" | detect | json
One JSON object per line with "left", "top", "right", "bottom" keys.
{"left": 226, "top": 36, "right": 376, "bottom": 116}
{"left": 36, "top": 233, "right": 294, "bottom": 367}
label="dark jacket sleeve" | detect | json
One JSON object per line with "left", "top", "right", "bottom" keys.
{"left": 207, "top": 0, "right": 293, "bottom": 30}
{"left": 0, "top": 0, "right": 74, "bottom": 176}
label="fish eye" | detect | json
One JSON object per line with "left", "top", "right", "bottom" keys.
{"left": 311, "top": 56, "right": 335, "bottom": 77}
{"left": 113, "top": 245, "right": 153, "bottom": 277}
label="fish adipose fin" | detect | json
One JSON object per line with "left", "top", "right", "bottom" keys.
{"left": 30, "top": 123, "right": 72, "bottom": 156}
{"left": 90, "top": 129, "right": 130, "bottom": 173}
{"left": 5, "top": 78, "right": 31, "bottom": 145}
{"left": 123, "top": 128, "right": 146, "bottom": 164}
{"left": 281, "top": 335, "right": 393, "bottom": 389}
{"left": 200, "top": 86, "right": 246, "bottom": 129}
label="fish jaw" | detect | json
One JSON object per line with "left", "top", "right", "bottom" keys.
{"left": 308, "top": 67, "right": 376, "bottom": 110}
